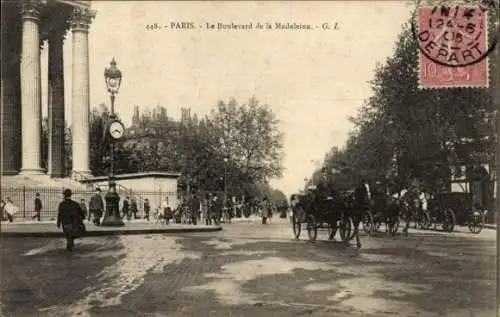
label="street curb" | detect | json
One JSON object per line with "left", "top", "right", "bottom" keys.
{"left": 484, "top": 224, "right": 496, "bottom": 230}
{"left": 0, "top": 226, "right": 223, "bottom": 238}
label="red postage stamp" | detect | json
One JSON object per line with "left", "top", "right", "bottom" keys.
{"left": 416, "top": 5, "right": 489, "bottom": 88}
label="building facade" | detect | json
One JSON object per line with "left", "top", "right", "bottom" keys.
{"left": 1, "top": 0, "right": 95, "bottom": 178}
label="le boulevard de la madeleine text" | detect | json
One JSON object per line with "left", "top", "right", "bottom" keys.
{"left": 145, "top": 21, "right": 340, "bottom": 31}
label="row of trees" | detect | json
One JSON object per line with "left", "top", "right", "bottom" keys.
{"left": 308, "top": 19, "right": 496, "bottom": 197}
{"left": 41, "top": 97, "right": 287, "bottom": 202}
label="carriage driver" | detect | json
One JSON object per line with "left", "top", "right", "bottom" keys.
{"left": 314, "top": 167, "right": 331, "bottom": 201}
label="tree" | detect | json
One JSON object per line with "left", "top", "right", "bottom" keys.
{"left": 211, "top": 97, "right": 285, "bottom": 182}
{"left": 317, "top": 17, "right": 495, "bottom": 194}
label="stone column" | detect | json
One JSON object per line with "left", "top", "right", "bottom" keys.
{"left": 47, "top": 30, "right": 66, "bottom": 178}
{"left": 1, "top": 4, "right": 22, "bottom": 175}
{"left": 70, "top": 8, "right": 95, "bottom": 180}
{"left": 19, "top": 0, "right": 43, "bottom": 175}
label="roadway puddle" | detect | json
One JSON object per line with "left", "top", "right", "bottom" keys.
{"left": 219, "top": 250, "right": 277, "bottom": 256}
{"left": 201, "top": 238, "right": 262, "bottom": 250}
{"left": 328, "top": 275, "right": 433, "bottom": 315}
{"left": 183, "top": 256, "right": 334, "bottom": 305}
{"left": 182, "top": 247, "right": 435, "bottom": 316}
{"left": 201, "top": 237, "right": 284, "bottom": 250}
{"left": 39, "top": 235, "right": 201, "bottom": 317}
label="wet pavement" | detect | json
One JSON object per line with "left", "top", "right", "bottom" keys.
{"left": 0, "top": 218, "right": 496, "bottom": 317}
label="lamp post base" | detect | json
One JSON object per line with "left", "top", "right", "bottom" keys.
{"left": 101, "top": 180, "right": 125, "bottom": 227}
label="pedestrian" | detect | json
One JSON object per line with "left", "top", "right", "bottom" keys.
{"left": 189, "top": 193, "right": 200, "bottom": 225}
{"left": 261, "top": 196, "right": 271, "bottom": 224}
{"left": 121, "top": 196, "right": 130, "bottom": 220}
{"left": 130, "top": 198, "right": 138, "bottom": 219}
{"left": 32, "top": 192, "right": 42, "bottom": 221}
{"left": 144, "top": 198, "right": 151, "bottom": 221}
{"left": 203, "top": 193, "right": 212, "bottom": 225}
{"left": 224, "top": 197, "right": 233, "bottom": 224}
{"left": 160, "top": 196, "right": 172, "bottom": 225}
{"left": 89, "top": 188, "right": 104, "bottom": 225}
{"left": 57, "top": 189, "right": 86, "bottom": 251}
{"left": 79, "top": 198, "right": 88, "bottom": 222}
{"left": 213, "top": 194, "right": 223, "bottom": 225}
{"left": 4, "top": 198, "right": 18, "bottom": 223}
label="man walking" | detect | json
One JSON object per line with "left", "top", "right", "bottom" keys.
{"left": 89, "top": 188, "right": 104, "bottom": 225}
{"left": 261, "top": 197, "right": 271, "bottom": 224}
{"left": 130, "top": 198, "right": 138, "bottom": 220}
{"left": 122, "top": 196, "right": 130, "bottom": 220}
{"left": 80, "top": 198, "right": 88, "bottom": 222}
{"left": 189, "top": 194, "right": 201, "bottom": 225}
{"left": 204, "top": 193, "right": 212, "bottom": 225}
{"left": 32, "top": 192, "right": 42, "bottom": 221}
{"left": 57, "top": 189, "right": 85, "bottom": 251}
{"left": 213, "top": 194, "right": 223, "bottom": 225}
{"left": 144, "top": 198, "right": 151, "bottom": 221}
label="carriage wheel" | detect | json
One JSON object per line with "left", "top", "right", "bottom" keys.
{"left": 468, "top": 210, "right": 484, "bottom": 234}
{"left": 362, "top": 209, "right": 374, "bottom": 235}
{"left": 292, "top": 216, "right": 302, "bottom": 239}
{"left": 339, "top": 215, "right": 354, "bottom": 242}
{"left": 418, "top": 211, "right": 431, "bottom": 230}
{"left": 442, "top": 208, "right": 456, "bottom": 233}
{"left": 307, "top": 215, "right": 318, "bottom": 242}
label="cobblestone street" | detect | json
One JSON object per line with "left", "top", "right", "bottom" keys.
{"left": 1, "top": 218, "right": 496, "bottom": 317}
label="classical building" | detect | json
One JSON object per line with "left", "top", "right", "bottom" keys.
{"left": 1, "top": 0, "right": 95, "bottom": 178}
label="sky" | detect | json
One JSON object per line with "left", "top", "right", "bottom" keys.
{"left": 40, "top": 0, "right": 414, "bottom": 197}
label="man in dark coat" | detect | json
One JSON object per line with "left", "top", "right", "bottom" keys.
{"left": 143, "top": 198, "right": 151, "bottom": 221}
{"left": 32, "top": 192, "right": 42, "bottom": 221}
{"left": 354, "top": 179, "right": 370, "bottom": 211}
{"left": 79, "top": 198, "right": 88, "bottom": 221}
{"left": 57, "top": 189, "right": 85, "bottom": 251}
{"left": 89, "top": 188, "right": 104, "bottom": 225}
{"left": 316, "top": 168, "right": 330, "bottom": 200}
{"left": 130, "top": 198, "right": 138, "bottom": 219}
{"left": 122, "top": 196, "right": 130, "bottom": 220}
{"left": 213, "top": 195, "right": 223, "bottom": 225}
{"left": 189, "top": 194, "right": 201, "bottom": 225}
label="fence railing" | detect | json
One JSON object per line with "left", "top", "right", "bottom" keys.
{"left": 71, "top": 170, "right": 165, "bottom": 218}
{"left": 0, "top": 186, "right": 176, "bottom": 221}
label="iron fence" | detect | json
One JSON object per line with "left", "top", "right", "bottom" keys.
{"left": 0, "top": 186, "right": 176, "bottom": 221}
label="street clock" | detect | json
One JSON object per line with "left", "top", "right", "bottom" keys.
{"left": 109, "top": 120, "right": 125, "bottom": 140}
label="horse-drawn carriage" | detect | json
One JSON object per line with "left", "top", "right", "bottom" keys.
{"left": 290, "top": 189, "right": 358, "bottom": 243}
{"left": 427, "top": 192, "right": 485, "bottom": 234}
{"left": 361, "top": 195, "right": 401, "bottom": 236}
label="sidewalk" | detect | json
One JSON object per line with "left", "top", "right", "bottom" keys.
{"left": 0, "top": 221, "right": 222, "bottom": 238}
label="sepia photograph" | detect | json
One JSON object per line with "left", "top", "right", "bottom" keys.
{"left": 0, "top": 0, "right": 499, "bottom": 316}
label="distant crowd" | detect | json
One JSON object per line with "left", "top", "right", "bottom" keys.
{"left": 0, "top": 188, "right": 290, "bottom": 225}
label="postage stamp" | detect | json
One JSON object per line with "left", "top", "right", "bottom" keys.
{"left": 415, "top": 4, "right": 490, "bottom": 88}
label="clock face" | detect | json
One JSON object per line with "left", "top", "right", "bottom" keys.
{"left": 109, "top": 121, "right": 125, "bottom": 139}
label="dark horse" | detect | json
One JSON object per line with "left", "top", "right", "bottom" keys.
{"left": 369, "top": 192, "right": 403, "bottom": 236}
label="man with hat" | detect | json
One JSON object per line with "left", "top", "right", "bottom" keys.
{"left": 57, "top": 189, "right": 85, "bottom": 251}
{"left": 89, "top": 187, "right": 104, "bottom": 225}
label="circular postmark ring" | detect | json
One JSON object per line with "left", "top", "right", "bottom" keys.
{"left": 411, "top": 0, "right": 498, "bottom": 68}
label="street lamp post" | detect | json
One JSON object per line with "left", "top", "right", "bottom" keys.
{"left": 101, "top": 58, "right": 125, "bottom": 227}
{"left": 223, "top": 157, "right": 228, "bottom": 203}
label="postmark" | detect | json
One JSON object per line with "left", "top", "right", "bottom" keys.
{"left": 411, "top": 2, "right": 497, "bottom": 88}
